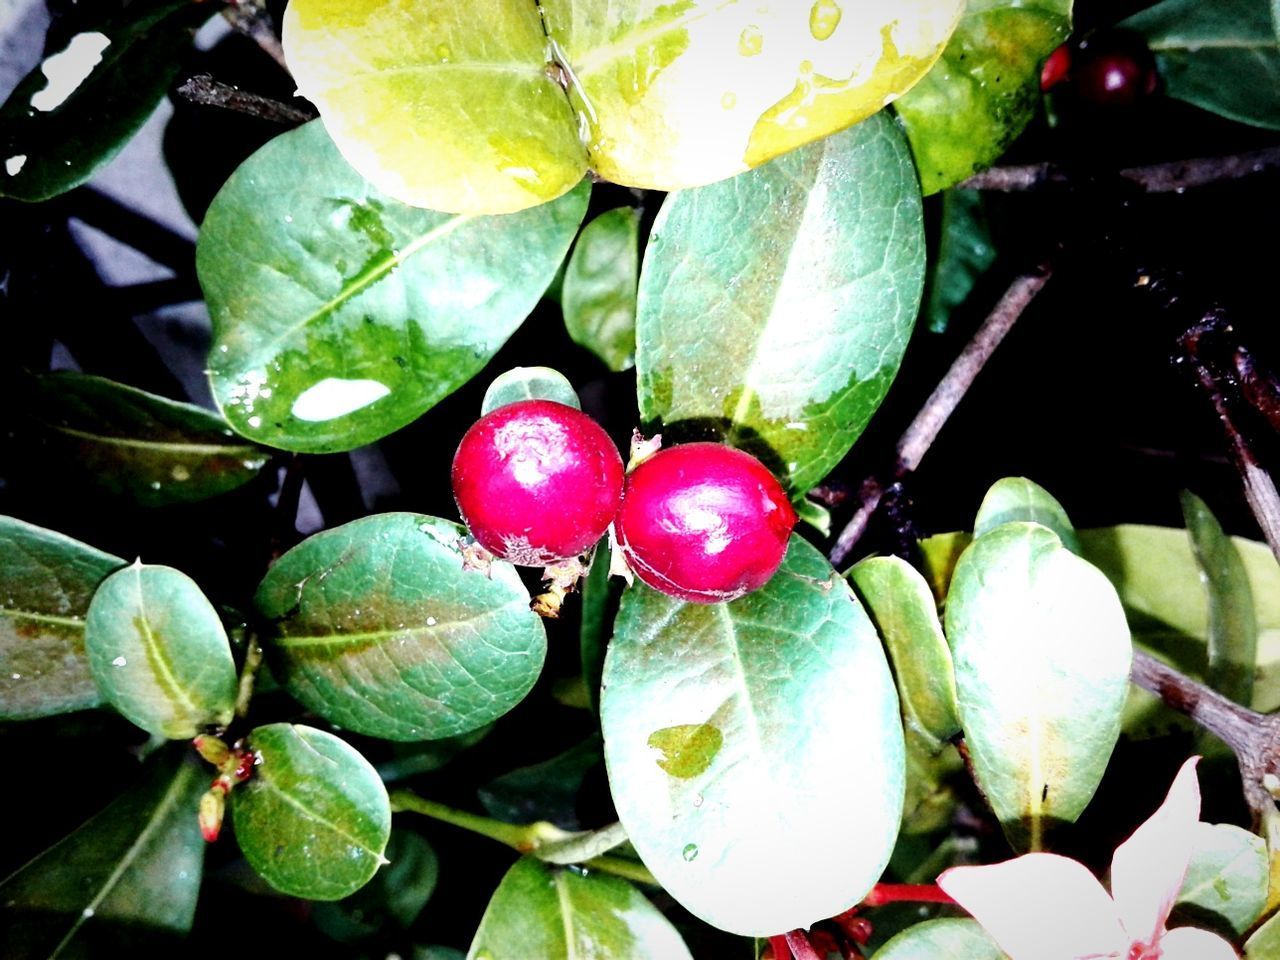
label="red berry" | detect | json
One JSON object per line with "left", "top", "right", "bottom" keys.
{"left": 615, "top": 443, "right": 796, "bottom": 604}
{"left": 1040, "top": 43, "right": 1072, "bottom": 92}
{"left": 1073, "top": 31, "right": 1158, "bottom": 107}
{"left": 452, "top": 400, "right": 624, "bottom": 565}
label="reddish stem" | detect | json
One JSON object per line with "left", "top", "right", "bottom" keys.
{"left": 784, "top": 930, "right": 823, "bottom": 960}
{"left": 861, "top": 883, "right": 956, "bottom": 908}
{"left": 768, "top": 934, "right": 792, "bottom": 960}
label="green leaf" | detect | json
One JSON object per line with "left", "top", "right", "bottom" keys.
{"left": 0, "top": 0, "right": 211, "bottom": 201}
{"left": 579, "top": 542, "right": 620, "bottom": 713}
{"left": 0, "top": 516, "right": 125, "bottom": 720}
{"left": 900, "top": 727, "right": 964, "bottom": 835}
{"left": 231, "top": 722, "right": 391, "bottom": 900}
{"left": 198, "top": 120, "right": 589, "bottom": 453}
{"left": 1172, "top": 822, "right": 1268, "bottom": 937}
{"left": 872, "top": 918, "right": 1006, "bottom": 959}
{"left": 255, "top": 513, "right": 547, "bottom": 741}
{"left": 466, "top": 856, "right": 692, "bottom": 960}
{"left": 896, "top": 0, "right": 1072, "bottom": 194}
{"left": 1247, "top": 908, "right": 1280, "bottom": 958}
{"left": 602, "top": 535, "right": 905, "bottom": 936}
{"left": 314, "top": 830, "right": 438, "bottom": 943}
{"left": 1181, "top": 491, "right": 1257, "bottom": 706}
{"left": 635, "top": 113, "right": 925, "bottom": 497}
{"left": 25, "top": 372, "right": 270, "bottom": 507}
{"left": 973, "top": 476, "right": 1081, "bottom": 554}
{"left": 479, "top": 736, "right": 603, "bottom": 829}
{"left": 925, "top": 188, "right": 996, "bottom": 334}
{"left": 481, "top": 367, "right": 581, "bottom": 416}
{"left": 849, "top": 555, "right": 961, "bottom": 745}
{"left": 944, "top": 522, "right": 1131, "bottom": 850}
{"left": 562, "top": 207, "right": 641, "bottom": 372}
{"left": 0, "top": 752, "right": 206, "bottom": 958}
{"left": 84, "top": 562, "right": 237, "bottom": 739}
{"left": 1123, "top": 0, "right": 1280, "bottom": 130}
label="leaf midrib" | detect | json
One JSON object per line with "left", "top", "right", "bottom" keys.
{"left": 564, "top": 0, "right": 738, "bottom": 79}
{"left": 0, "top": 608, "right": 85, "bottom": 630}
{"left": 131, "top": 568, "right": 203, "bottom": 720}
{"left": 41, "top": 422, "right": 262, "bottom": 458}
{"left": 253, "top": 761, "right": 383, "bottom": 864}
{"left": 275, "top": 603, "right": 516, "bottom": 650}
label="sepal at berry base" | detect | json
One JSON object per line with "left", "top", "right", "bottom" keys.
{"left": 938, "top": 757, "right": 1239, "bottom": 960}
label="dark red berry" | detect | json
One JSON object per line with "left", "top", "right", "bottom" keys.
{"left": 452, "top": 399, "right": 624, "bottom": 565}
{"left": 1073, "top": 31, "right": 1158, "bottom": 108}
{"left": 1040, "top": 43, "right": 1071, "bottom": 92}
{"left": 615, "top": 443, "right": 796, "bottom": 604}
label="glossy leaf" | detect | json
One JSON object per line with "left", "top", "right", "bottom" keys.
{"left": 314, "top": 830, "right": 438, "bottom": 943}
{"left": 255, "top": 513, "right": 547, "bottom": 741}
{"left": 231, "top": 723, "right": 391, "bottom": 900}
{"left": 282, "top": 0, "right": 587, "bottom": 215}
{"left": 944, "top": 522, "right": 1131, "bottom": 850}
{"left": 896, "top": 0, "right": 1072, "bottom": 194}
{"left": 974, "top": 476, "right": 1081, "bottom": 554}
{"left": 636, "top": 113, "right": 925, "bottom": 496}
{"left": 926, "top": 188, "right": 996, "bottom": 333}
{"left": 0, "top": 753, "right": 206, "bottom": 958}
{"left": 481, "top": 367, "right": 581, "bottom": 416}
{"left": 198, "top": 121, "right": 589, "bottom": 453}
{"left": 0, "top": 516, "right": 125, "bottom": 720}
{"left": 1124, "top": 0, "right": 1280, "bottom": 130}
{"left": 873, "top": 918, "right": 1006, "bottom": 960}
{"left": 849, "top": 555, "right": 960, "bottom": 745}
{"left": 1172, "top": 822, "right": 1268, "bottom": 937}
{"left": 562, "top": 206, "right": 641, "bottom": 372}
{"left": 26, "top": 372, "right": 270, "bottom": 507}
{"left": 0, "top": 0, "right": 211, "bottom": 201}
{"left": 602, "top": 535, "right": 905, "bottom": 936}
{"left": 479, "top": 735, "right": 603, "bottom": 829}
{"left": 1181, "top": 491, "right": 1257, "bottom": 706}
{"left": 84, "top": 562, "right": 237, "bottom": 739}
{"left": 541, "top": 0, "right": 964, "bottom": 191}
{"left": 466, "top": 856, "right": 692, "bottom": 960}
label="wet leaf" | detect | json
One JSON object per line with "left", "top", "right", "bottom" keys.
{"left": 541, "top": 0, "right": 964, "bottom": 191}
{"left": 84, "top": 562, "right": 237, "bottom": 739}
{"left": 282, "top": 0, "right": 588, "bottom": 216}
{"left": 602, "top": 535, "right": 904, "bottom": 936}
{"left": 198, "top": 120, "right": 589, "bottom": 453}
{"left": 314, "top": 830, "right": 438, "bottom": 943}
{"left": 1124, "top": 0, "right": 1280, "bottom": 130}
{"left": 973, "top": 476, "right": 1081, "bottom": 554}
{"left": 479, "top": 735, "right": 603, "bottom": 829}
{"left": 0, "top": 516, "right": 125, "bottom": 720}
{"left": 873, "top": 918, "right": 1006, "bottom": 959}
{"left": 466, "top": 856, "right": 692, "bottom": 960}
{"left": 562, "top": 206, "right": 640, "bottom": 372}
{"left": 849, "top": 555, "right": 960, "bottom": 745}
{"left": 255, "top": 513, "right": 547, "bottom": 741}
{"left": 1172, "top": 823, "right": 1268, "bottom": 937}
{"left": 636, "top": 113, "right": 925, "bottom": 497}
{"left": 0, "top": 752, "right": 206, "bottom": 958}
{"left": 0, "top": 0, "right": 211, "bottom": 201}
{"left": 481, "top": 367, "right": 581, "bottom": 416}
{"left": 25, "top": 372, "right": 270, "bottom": 507}
{"left": 925, "top": 188, "right": 996, "bottom": 333}
{"left": 896, "top": 0, "right": 1072, "bottom": 194}
{"left": 945, "top": 522, "right": 1131, "bottom": 850}
{"left": 231, "top": 723, "right": 391, "bottom": 900}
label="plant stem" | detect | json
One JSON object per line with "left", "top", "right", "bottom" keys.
{"left": 581, "top": 855, "right": 657, "bottom": 885}
{"left": 222, "top": 0, "right": 289, "bottom": 72}
{"left": 769, "top": 935, "right": 792, "bottom": 960}
{"left": 784, "top": 930, "right": 822, "bottom": 960}
{"left": 233, "top": 636, "right": 263, "bottom": 719}
{"left": 176, "top": 75, "right": 314, "bottom": 126}
{"left": 861, "top": 883, "right": 956, "bottom": 908}
{"left": 829, "top": 263, "right": 1055, "bottom": 566}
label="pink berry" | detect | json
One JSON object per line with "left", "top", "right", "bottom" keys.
{"left": 452, "top": 400, "right": 624, "bottom": 565}
{"left": 1073, "top": 31, "right": 1158, "bottom": 107}
{"left": 615, "top": 443, "right": 797, "bottom": 604}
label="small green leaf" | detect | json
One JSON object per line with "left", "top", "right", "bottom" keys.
{"left": 925, "top": 189, "right": 996, "bottom": 334}
{"left": 562, "top": 207, "right": 641, "bottom": 372}
{"left": 481, "top": 367, "right": 581, "bottom": 416}
{"left": 1247, "top": 908, "right": 1280, "bottom": 958}
{"left": 896, "top": 0, "right": 1072, "bottom": 194}
{"left": 26, "top": 372, "right": 270, "bottom": 507}
{"left": 314, "top": 830, "right": 438, "bottom": 943}
{"left": 198, "top": 120, "right": 589, "bottom": 453}
{"left": 945, "top": 523, "right": 1131, "bottom": 850}
{"left": 0, "top": 516, "right": 125, "bottom": 720}
{"left": 255, "top": 513, "right": 547, "bottom": 741}
{"left": 602, "top": 535, "right": 905, "bottom": 936}
{"left": 1172, "top": 822, "right": 1268, "bottom": 937}
{"left": 872, "top": 918, "right": 1006, "bottom": 959}
{"left": 0, "top": 752, "right": 206, "bottom": 957}
{"left": 849, "top": 555, "right": 961, "bottom": 745}
{"left": 85, "top": 562, "right": 237, "bottom": 739}
{"left": 1123, "top": 0, "right": 1280, "bottom": 130}
{"left": 974, "top": 476, "right": 1081, "bottom": 554}
{"left": 636, "top": 113, "right": 925, "bottom": 497}
{"left": 0, "top": 0, "right": 211, "bottom": 201}
{"left": 479, "top": 736, "right": 603, "bottom": 829}
{"left": 466, "top": 857, "right": 692, "bottom": 960}
{"left": 1181, "top": 491, "right": 1257, "bottom": 706}
{"left": 231, "top": 723, "right": 391, "bottom": 900}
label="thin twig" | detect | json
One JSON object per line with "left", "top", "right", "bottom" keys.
{"left": 222, "top": 0, "right": 289, "bottom": 73}
{"left": 177, "top": 75, "right": 314, "bottom": 126}
{"left": 829, "top": 263, "right": 1055, "bottom": 567}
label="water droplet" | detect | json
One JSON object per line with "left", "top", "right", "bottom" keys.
{"left": 170, "top": 465, "right": 190, "bottom": 482}
{"left": 149, "top": 480, "right": 162, "bottom": 491}
{"left": 682, "top": 843, "right": 699, "bottom": 861}
{"left": 81, "top": 907, "right": 95, "bottom": 918}
{"left": 292, "top": 377, "right": 391, "bottom": 422}
{"left": 10, "top": 673, "right": 21, "bottom": 680}
{"left": 112, "top": 656, "right": 127, "bottom": 667}
{"left": 738, "top": 24, "right": 763, "bottom": 57}
{"left": 809, "top": 0, "right": 842, "bottom": 41}
{"left": 426, "top": 616, "right": 438, "bottom": 626}
{"left": 693, "top": 793, "right": 704, "bottom": 807}
{"left": 247, "top": 416, "right": 262, "bottom": 429}
{"left": 721, "top": 92, "right": 737, "bottom": 110}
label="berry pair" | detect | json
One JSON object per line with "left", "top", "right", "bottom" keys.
{"left": 451, "top": 400, "right": 796, "bottom": 604}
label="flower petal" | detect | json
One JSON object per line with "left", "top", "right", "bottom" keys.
{"left": 1110, "top": 756, "right": 1202, "bottom": 945}
{"left": 1160, "top": 926, "right": 1240, "bottom": 960}
{"left": 939, "top": 854, "right": 1127, "bottom": 960}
